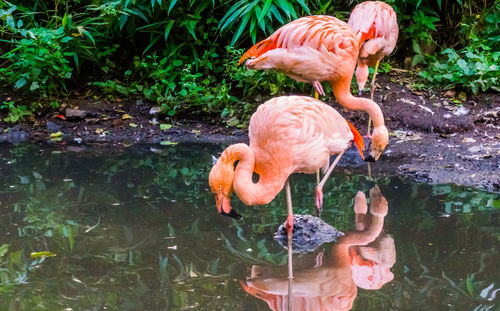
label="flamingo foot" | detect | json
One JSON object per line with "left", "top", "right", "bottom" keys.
{"left": 314, "top": 250, "right": 324, "bottom": 268}
{"left": 312, "top": 81, "right": 325, "bottom": 97}
{"left": 286, "top": 214, "right": 294, "bottom": 235}
{"left": 315, "top": 186, "right": 323, "bottom": 217}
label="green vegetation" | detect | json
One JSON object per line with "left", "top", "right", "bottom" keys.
{"left": 0, "top": 0, "right": 498, "bottom": 123}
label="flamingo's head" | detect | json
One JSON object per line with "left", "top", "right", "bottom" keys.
{"left": 355, "top": 62, "right": 369, "bottom": 94}
{"left": 209, "top": 155, "right": 241, "bottom": 219}
{"left": 365, "top": 126, "right": 388, "bottom": 162}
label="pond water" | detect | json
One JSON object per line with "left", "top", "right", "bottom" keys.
{"left": 0, "top": 143, "right": 498, "bottom": 311}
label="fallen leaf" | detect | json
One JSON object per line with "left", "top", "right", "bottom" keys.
{"left": 129, "top": 123, "right": 138, "bottom": 128}
{"left": 462, "top": 137, "right": 476, "bottom": 143}
{"left": 50, "top": 131, "right": 62, "bottom": 138}
{"left": 444, "top": 90, "right": 456, "bottom": 98}
{"left": 122, "top": 114, "right": 132, "bottom": 120}
{"left": 112, "top": 119, "right": 122, "bottom": 127}
{"left": 191, "top": 129, "right": 201, "bottom": 135}
{"left": 160, "top": 124, "right": 172, "bottom": 130}
{"left": 95, "top": 128, "right": 104, "bottom": 134}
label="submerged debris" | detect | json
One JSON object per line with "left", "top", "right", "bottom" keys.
{"left": 274, "top": 214, "right": 344, "bottom": 254}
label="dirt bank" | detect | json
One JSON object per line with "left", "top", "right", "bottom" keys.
{"left": 0, "top": 71, "right": 499, "bottom": 192}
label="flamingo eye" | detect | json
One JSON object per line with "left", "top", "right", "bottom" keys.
{"left": 218, "top": 185, "right": 222, "bottom": 190}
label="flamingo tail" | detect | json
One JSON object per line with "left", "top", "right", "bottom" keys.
{"left": 346, "top": 120, "right": 365, "bottom": 160}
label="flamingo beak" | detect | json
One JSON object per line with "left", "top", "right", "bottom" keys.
{"left": 365, "top": 149, "right": 382, "bottom": 162}
{"left": 216, "top": 191, "right": 241, "bottom": 219}
{"left": 364, "top": 154, "right": 376, "bottom": 162}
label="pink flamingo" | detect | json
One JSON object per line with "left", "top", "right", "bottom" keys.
{"left": 348, "top": 1, "right": 398, "bottom": 135}
{"left": 209, "top": 95, "right": 365, "bottom": 233}
{"left": 238, "top": 15, "right": 388, "bottom": 149}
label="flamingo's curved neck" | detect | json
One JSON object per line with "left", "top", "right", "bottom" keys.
{"left": 224, "top": 144, "right": 288, "bottom": 206}
{"left": 331, "top": 78, "right": 385, "bottom": 128}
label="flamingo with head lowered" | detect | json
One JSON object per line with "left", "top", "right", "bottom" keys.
{"left": 238, "top": 15, "right": 388, "bottom": 152}
{"left": 209, "top": 95, "right": 365, "bottom": 233}
{"left": 348, "top": 1, "right": 398, "bottom": 136}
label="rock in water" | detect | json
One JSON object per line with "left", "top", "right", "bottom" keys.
{"left": 274, "top": 214, "right": 344, "bottom": 253}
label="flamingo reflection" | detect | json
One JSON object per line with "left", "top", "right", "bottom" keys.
{"left": 241, "top": 185, "right": 395, "bottom": 311}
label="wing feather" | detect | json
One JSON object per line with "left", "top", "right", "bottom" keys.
{"left": 249, "top": 96, "right": 356, "bottom": 173}
{"left": 238, "top": 16, "right": 358, "bottom": 66}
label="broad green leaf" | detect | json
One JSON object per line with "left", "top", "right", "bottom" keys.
{"left": 258, "top": 0, "right": 273, "bottom": 22}
{"left": 168, "top": 0, "right": 178, "bottom": 15}
{"left": 270, "top": 4, "right": 284, "bottom": 24}
{"left": 128, "top": 8, "right": 148, "bottom": 22}
{"left": 219, "top": 1, "right": 246, "bottom": 30}
{"left": 295, "top": 0, "right": 310, "bottom": 14}
{"left": 164, "top": 20, "right": 175, "bottom": 42}
{"left": 120, "top": 14, "right": 129, "bottom": 30}
{"left": 231, "top": 13, "right": 251, "bottom": 46}
{"left": 143, "top": 34, "right": 161, "bottom": 55}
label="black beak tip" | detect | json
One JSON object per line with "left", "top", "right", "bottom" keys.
{"left": 221, "top": 209, "right": 242, "bottom": 220}
{"left": 364, "top": 154, "right": 376, "bottom": 162}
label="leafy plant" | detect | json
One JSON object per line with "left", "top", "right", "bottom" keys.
{"left": 219, "top": 0, "right": 311, "bottom": 46}
{"left": 0, "top": 26, "right": 75, "bottom": 96}
{"left": 0, "top": 101, "right": 32, "bottom": 122}
{"left": 419, "top": 45, "right": 499, "bottom": 93}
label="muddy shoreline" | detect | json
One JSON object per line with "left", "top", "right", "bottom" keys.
{"left": 1, "top": 72, "right": 499, "bottom": 192}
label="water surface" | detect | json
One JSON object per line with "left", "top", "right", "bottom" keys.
{"left": 0, "top": 143, "right": 498, "bottom": 310}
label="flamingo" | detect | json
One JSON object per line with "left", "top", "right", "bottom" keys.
{"left": 209, "top": 96, "right": 365, "bottom": 233}
{"left": 348, "top": 1, "right": 398, "bottom": 135}
{"left": 238, "top": 15, "right": 388, "bottom": 148}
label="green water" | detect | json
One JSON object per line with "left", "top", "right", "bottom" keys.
{"left": 0, "top": 143, "right": 498, "bottom": 311}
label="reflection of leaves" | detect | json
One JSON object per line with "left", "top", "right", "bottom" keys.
{"left": 158, "top": 255, "right": 169, "bottom": 281}
{"left": 30, "top": 251, "right": 56, "bottom": 258}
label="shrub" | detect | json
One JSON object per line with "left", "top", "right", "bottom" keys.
{"left": 419, "top": 46, "right": 499, "bottom": 93}
{"left": 0, "top": 27, "right": 75, "bottom": 96}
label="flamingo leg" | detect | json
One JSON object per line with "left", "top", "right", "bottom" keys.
{"left": 285, "top": 178, "right": 294, "bottom": 235}
{"left": 370, "top": 59, "right": 380, "bottom": 101}
{"left": 365, "top": 59, "right": 381, "bottom": 138}
{"left": 365, "top": 116, "right": 372, "bottom": 138}
{"left": 312, "top": 81, "right": 325, "bottom": 97}
{"left": 287, "top": 226, "right": 293, "bottom": 311}
{"left": 315, "top": 150, "right": 345, "bottom": 215}
{"left": 367, "top": 162, "right": 373, "bottom": 181}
